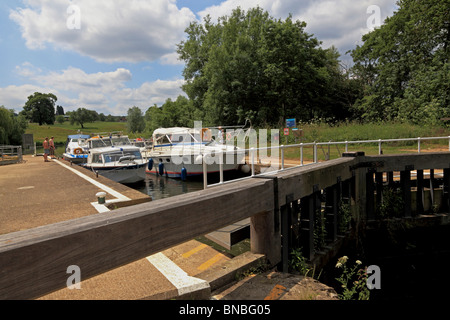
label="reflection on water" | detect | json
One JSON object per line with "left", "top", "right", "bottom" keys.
{"left": 132, "top": 174, "right": 204, "bottom": 200}
{"left": 130, "top": 171, "right": 251, "bottom": 201}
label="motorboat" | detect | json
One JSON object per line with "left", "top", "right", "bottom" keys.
{"left": 132, "top": 138, "right": 152, "bottom": 159}
{"left": 62, "top": 134, "right": 90, "bottom": 164}
{"left": 146, "top": 127, "right": 246, "bottom": 179}
{"left": 83, "top": 136, "right": 147, "bottom": 184}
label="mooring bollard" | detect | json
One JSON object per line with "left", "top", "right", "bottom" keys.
{"left": 96, "top": 191, "right": 106, "bottom": 205}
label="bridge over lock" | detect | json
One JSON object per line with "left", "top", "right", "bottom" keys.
{"left": 1, "top": 149, "right": 450, "bottom": 299}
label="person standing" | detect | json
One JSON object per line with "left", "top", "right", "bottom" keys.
{"left": 49, "top": 136, "right": 55, "bottom": 159}
{"left": 43, "top": 137, "right": 50, "bottom": 162}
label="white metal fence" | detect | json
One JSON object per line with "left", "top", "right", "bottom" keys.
{"left": 203, "top": 136, "right": 450, "bottom": 189}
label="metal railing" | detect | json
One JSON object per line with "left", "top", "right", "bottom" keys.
{"left": 203, "top": 135, "right": 450, "bottom": 189}
{"left": 0, "top": 145, "right": 23, "bottom": 165}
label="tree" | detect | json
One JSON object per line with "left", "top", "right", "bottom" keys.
{"left": 0, "top": 106, "right": 28, "bottom": 145}
{"left": 56, "top": 105, "right": 65, "bottom": 116}
{"left": 67, "top": 108, "right": 98, "bottom": 128}
{"left": 56, "top": 115, "right": 65, "bottom": 124}
{"left": 177, "top": 7, "right": 354, "bottom": 126}
{"left": 21, "top": 92, "right": 57, "bottom": 125}
{"left": 350, "top": 0, "right": 449, "bottom": 124}
{"left": 144, "top": 96, "right": 199, "bottom": 133}
{"left": 126, "top": 106, "right": 145, "bottom": 133}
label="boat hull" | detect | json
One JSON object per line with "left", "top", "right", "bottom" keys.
{"left": 146, "top": 152, "right": 245, "bottom": 178}
{"left": 63, "top": 153, "right": 88, "bottom": 164}
{"left": 86, "top": 163, "right": 147, "bottom": 184}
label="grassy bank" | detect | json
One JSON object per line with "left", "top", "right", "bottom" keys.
{"left": 277, "top": 121, "right": 450, "bottom": 162}
{"left": 26, "top": 121, "right": 129, "bottom": 156}
{"left": 26, "top": 120, "right": 450, "bottom": 160}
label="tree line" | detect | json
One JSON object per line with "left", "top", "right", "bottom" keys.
{"left": 148, "top": 1, "right": 448, "bottom": 131}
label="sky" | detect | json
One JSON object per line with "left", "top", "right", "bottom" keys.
{"left": 0, "top": 0, "right": 398, "bottom": 116}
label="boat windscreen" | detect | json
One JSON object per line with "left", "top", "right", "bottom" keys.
{"left": 103, "top": 151, "right": 142, "bottom": 163}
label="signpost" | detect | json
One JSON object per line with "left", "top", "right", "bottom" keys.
{"left": 286, "top": 118, "right": 296, "bottom": 128}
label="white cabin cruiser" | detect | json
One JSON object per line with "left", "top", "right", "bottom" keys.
{"left": 62, "top": 134, "right": 90, "bottom": 164}
{"left": 84, "top": 136, "right": 147, "bottom": 184}
{"left": 146, "top": 127, "right": 246, "bottom": 179}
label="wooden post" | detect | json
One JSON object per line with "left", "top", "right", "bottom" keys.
{"left": 400, "top": 166, "right": 412, "bottom": 218}
{"left": 429, "top": 169, "right": 435, "bottom": 209}
{"left": 366, "top": 171, "right": 375, "bottom": 220}
{"left": 416, "top": 169, "right": 424, "bottom": 215}
{"left": 300, "top": 195, "right": 315, "bottom": 261}
{"left": 280, "top": 194, "right": 294, "bottom": 273}
{"left": 375, "top": 172, "right": 383, "bottom": 217}
{"left": 325, "top": 185, "right": 338, "bottom": 242}
{"left": 251, "top": 210, "right": 281, "bottom": 267}
{"left": 443, "top": 168, "right": 450, "bottom": 213}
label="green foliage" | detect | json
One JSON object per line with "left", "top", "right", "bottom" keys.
{"left": 21, "top": 92, "right": 57, "bottom": 126}
{"left": 67, "top": 108, "right": 99, "bottom": 129}
{"left": 377, "top": 186, "right": 404, "bottom": 219}
{"left": 144, "top": 96, "right": 197, "bottom": 132}
{"left": 338, "top": 202, "right": 352, "bottom": 234}
{"left": 0, "top": 106, "right": 28, "bottom": 145}
{"left": 127, "top": 106, "right": 145, "bottom": 133}
{"left": 351, "top": 0, "right": 449, "bottom": 124}
{"left": 177, "top": 7, "right": 360, "bottom": 127}
{"left": 288, "top": 248, "right": 309, "bottom": 275}
{"left": 335, "top": 256, "right": 370, "bottom": 300}
{"left": 56, "top": 115, "right": 65, "bottom": 124}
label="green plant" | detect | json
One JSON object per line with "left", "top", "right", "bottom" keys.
{"left": 334, "top": 256, "right": 370, "bottom": 300}
{"left": 288, "top": 248, "right": 309, "bottom": 275}
{"left": 338, "top": 201, "right": 352, "bottom": 233}
{"left": 377, "top": 186, "right": 404, "bottom": 218}
{"left": 314, "top": 208, "right": 327, "bottom": 251}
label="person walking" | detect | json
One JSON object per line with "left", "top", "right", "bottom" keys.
{"left": 43, "top": 137, "right": 50, "bottom": 162}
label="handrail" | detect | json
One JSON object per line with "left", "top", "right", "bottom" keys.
{"left": 203, "top": 135, "right": 450, "bottom": 189}
{"left": 0, "top": 145, "right": 23, "bottom": 165}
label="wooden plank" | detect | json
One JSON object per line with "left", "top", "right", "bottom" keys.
{"left": 366, "top": 153, "right": 450, "bottom": 172}
{"left": 276, "top": 157, "right": 358, "bottom": 206}
{"left": 0, "top": 178, "right": 274, "bottom": 300}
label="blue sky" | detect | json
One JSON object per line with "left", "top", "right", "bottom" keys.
{"left": 0, "top": 0, "right": 398, "bottom": 116}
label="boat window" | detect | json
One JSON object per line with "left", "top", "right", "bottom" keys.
{"left": 93, "top": 154, "right": 103, "bottom": 163}
{"left": 155, "top": 134, "right": 171, "bottom": 145}
{"left": 172, "top": 134, "right": 193, "bottom": 143}
{"left": 90, "top": 138, "right": 112, "bottom": 148}
{"left": 111, "top": 137, "right": 131, "bottom": 145}
{"left": 103, "top": 151, "right": 142, "bottom": 163}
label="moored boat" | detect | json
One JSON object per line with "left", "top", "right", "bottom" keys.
{"left": 62, "top": 134, "right": 90, "bottom": 164}
{"left": 146, "top": 127, "right": 246, "bottom": 179}
{"left": 84, "top": 136, "right": 147, "bottom": 184}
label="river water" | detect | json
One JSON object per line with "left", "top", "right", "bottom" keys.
{"left": 129, "top": 171, "right": 250, "bottom": 200}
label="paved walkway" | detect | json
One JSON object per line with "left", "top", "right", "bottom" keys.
{"left": 0, "top": 155, "right": 236, "bottom": 300}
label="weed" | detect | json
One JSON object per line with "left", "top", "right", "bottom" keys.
{"left": 334, "top": 256, "right": 370, "bottom": 300}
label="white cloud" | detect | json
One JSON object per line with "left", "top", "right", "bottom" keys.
{"left": 1, "top": 63, "right": 185, "bottom": 115}
{"left": 198, "top": 0, "right": 397, "bottom": 58}
{"left": 9, "top": 0, "right": 196, "bottom": 63}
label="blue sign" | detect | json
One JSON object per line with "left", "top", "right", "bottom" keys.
{"left": 286, "top": 118, "right": 296, "bottom": 128}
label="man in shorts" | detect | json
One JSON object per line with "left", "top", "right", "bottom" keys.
{"left": 49, "top": 136, "right": 55, "bottom": 159}
{"left": 43, "top": 137, "right": 50, "bottom": 162}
